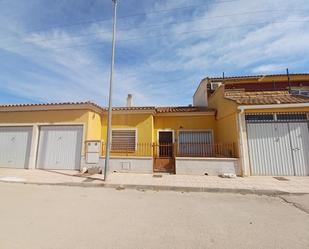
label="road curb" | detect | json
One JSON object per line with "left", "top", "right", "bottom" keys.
{"left": 1, "top": 179, "right": 308, "bottom": 196}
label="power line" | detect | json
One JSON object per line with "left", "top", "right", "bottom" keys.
{"left": 1, "top": 19, "right": 307, "bottom": 52}
{"left": 1, "top": 10, "right": 308, "bottom": 51}
{"left": 0, "top": 0, "right": 240, "bottom": 41}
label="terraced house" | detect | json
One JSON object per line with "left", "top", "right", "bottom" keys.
{"left": 0, "top": 73, "right": 308, "bottom": 176}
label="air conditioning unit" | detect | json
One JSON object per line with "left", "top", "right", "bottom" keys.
{"left": 210, "top": 82, "right": 222, "bottom": 91}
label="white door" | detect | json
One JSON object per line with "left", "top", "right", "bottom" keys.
{"left": 247, "top": 121, "right": 309, "bottom": 176}
{"left": 288, "top": 123, "right": 309, "bottom": 176}
{"left": 37, "top": 126, "right": 83, "bottom": 170}
{"left": 247, "top": 123, "right": 294, "bottom": 176}
{"left": 0, "top": 127, "right": 33, "bottom": 169}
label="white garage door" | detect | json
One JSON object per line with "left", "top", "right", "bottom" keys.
{"left": 246, "top": 113, "right": 309, "bottom": 176}
{"left": 37, "top": 126, "right": 83, "bottom": 170}
{"left": 0, "top": 127, "right": 33, "bottom": 169}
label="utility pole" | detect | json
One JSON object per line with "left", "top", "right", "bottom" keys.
{"left": 104, "top": 0, "right": 118, "bottom": 179}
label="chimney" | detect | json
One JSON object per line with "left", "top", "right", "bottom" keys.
{"left": 127, "top": 94, "right": 133, "bottom": 107}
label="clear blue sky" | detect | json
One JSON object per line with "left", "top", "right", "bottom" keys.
{"left": 0, "top": 0, "right": 308, "bottom": 106}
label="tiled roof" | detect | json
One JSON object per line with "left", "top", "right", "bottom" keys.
{"left": 155, "top": 106, "right": 214, "bottom": 113}
{"left": 107, "top": 106, "right": 214, "bottom": 113}
{"left": 0, "top": 101, "right": 104, "bottom": 110}
{"left": 208, "top": 73, "right": 309, "bottom": 81}
{"left": 0, "top": 102, "right": 213, "bottom": 114}
{"left": 109, "top": 106, "right": 156, "bottom": 111}
{"left": 225, "top": 91, "right": 309, "bottom": 105}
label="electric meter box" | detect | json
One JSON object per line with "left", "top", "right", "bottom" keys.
{"left": 86, "top": 140, "right": 101, "bottom": 153}
{"left": 85, "top": 140, "right": 101, "bottom": 164}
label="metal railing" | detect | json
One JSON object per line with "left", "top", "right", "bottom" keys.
{"left": 177, "top": 142, "right": 236, "bottom": 158}
{"left": 101, "top": 142, "right": 236, "bottom": 158}
{"left": 102, "top": 142, "right": 153, "bottom": 157}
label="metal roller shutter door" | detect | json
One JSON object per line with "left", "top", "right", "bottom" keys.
{"left": 246, "top": 113, "right": 309, "bottom": 176}
{"left": 247, "top": 123, "right": 295, "bottom": 176}
{"left": 37, "top": 125, "right": 83, "bottom": 170}
{"left": 0, "top": 126, "right": 33, "bottom": 169}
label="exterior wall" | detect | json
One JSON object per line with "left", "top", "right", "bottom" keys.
{"left": 0, "top": 109, "right": 89, "bottom": 124}
{"left": 101, "top": 113, "right": 154, "bottom": 157}
{"left": 153, "top": 114, "right": 216, "bottom": 143}
{"left": 176, "top": 157, "right": 240, "bottom": 176}
{"left": 87, "top": 111, "right": 102, "bottom": 141}
{"left": 193, "top": 79, "right": 208, "bottom": 107}
{"left": 208, "top": 86, "right": 239, "bottom": 156}
{"left": 0, "top": 109, "right": 102, "bottom": 158}
{"left": 81, "top": 157, "right": 153, "bottom": 174}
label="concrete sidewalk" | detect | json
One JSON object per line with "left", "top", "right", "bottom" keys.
{"left": 0, "top": 168, "right": 308, "bottom": 195}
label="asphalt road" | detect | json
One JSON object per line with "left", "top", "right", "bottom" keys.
{"left": 0, "top": 183, "right": 308, "bottom": 249}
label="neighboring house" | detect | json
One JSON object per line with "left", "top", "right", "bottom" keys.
{"left": 102, "top": 106, "right": 236, "bottom": 175}
{"left": 194, "top": 73, "right": 309, "bottom": 106}
{"left": 0, "top": 73, "right": 308, "bottom": 177}
{"left": 0, "top": 102, "right": 103, "bottom": 171}
{"left": 0, "top": 101, "right": 239, "bottom": 176}
{"left": 194, "top": 74, "right": 309, "bottom": 176}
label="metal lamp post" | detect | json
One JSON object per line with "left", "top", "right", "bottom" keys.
{"left": 104, "top": 0, "right": 118, "bottom": 179}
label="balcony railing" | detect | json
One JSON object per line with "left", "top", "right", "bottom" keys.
{"left": 101, "top": 142, "right": 236, "bottom": 158}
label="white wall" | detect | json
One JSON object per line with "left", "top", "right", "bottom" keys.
{"left": 176, "top": 157, "right": 240, "bottom": 176}
{"left": 193, "top": 79, "right": 208, "bottom": 107}
{"left": 81, "top": 157, "right": 153, "bottom": 174}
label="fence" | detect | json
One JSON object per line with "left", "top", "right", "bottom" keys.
{"left": 101, "top": 142, "right": 236, "bottom": 158}
{"left": 102, "top": 142, "right": 153, "bottom": 157}
{"left": 177, "top": 142, "right": 236, "bottom": 158}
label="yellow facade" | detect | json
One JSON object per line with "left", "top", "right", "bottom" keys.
{"left": 153, "top": 115, "right": 216, "bottom": 143}
{"left": 0, "top": 109, "right": 89, "bottom": 124}
{"left": 101, "top": 112, "right": 154, "bottom": 156}
{"left": 0, "top": 109, "right": 103, "bottom": 156}
{"left": 87, "top": 111, "right": 102, "bottom": 141}
{"left": 208, "top": 85, "right": 309, "bottom": 158}
{"left": 208, "top": 86, "right": 240, "bottom": 156}
{"left": 101, "top": 113, "right": 153, "bottom": 143}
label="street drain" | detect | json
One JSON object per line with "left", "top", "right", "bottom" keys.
{"left": 273, "top": 176, "right": 289, "bottom": 181}
{"left": 153, "top": 174, "right": 162, "bottom": 178}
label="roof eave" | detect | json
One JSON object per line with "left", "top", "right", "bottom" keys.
{"left": 154, "top": 111, "right": 215, "bottom": 116}
{"left": 238, "top": 103, "right": 309, "bottom": 110}
{"left": 0, "top": 103, "right": 104, "bottom": 114}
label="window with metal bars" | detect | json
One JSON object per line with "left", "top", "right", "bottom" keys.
{"left": 245, "top": 113, "right": 308, "bottom": 123}
{"left": 178, "top": 131, "right": 213, "bottom": 156}
{"left": 276, "top": 113, "right": 307, "bottom": 122}
{"left": 245, "top": 114, "right": 274, "bottom": 122}
{"left": 111, "top": 130, "right": 136, "bottom": 151}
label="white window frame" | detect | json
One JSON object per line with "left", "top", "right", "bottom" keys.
{"left": 177, "top": 129, "right": 214, "bottom": 144}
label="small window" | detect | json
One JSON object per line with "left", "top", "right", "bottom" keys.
{"left": 245, "top": 114, "right": 274, "bottom": 122}
{"left": 178, "top": 131, "right": 213, "bottom": 157}
{"left": 111, "top": 130, "right": 136, "bottom": 151}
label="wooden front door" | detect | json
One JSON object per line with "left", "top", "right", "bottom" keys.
{"left": 153, "top": 131, "right": 175, "bottom": 173}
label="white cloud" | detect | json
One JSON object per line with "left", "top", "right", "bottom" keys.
{"left": 252, "top": 64, "right": 287, "bottom": 74}
{"left": 0, "top": 0, "right": 309, "bottom": 106}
